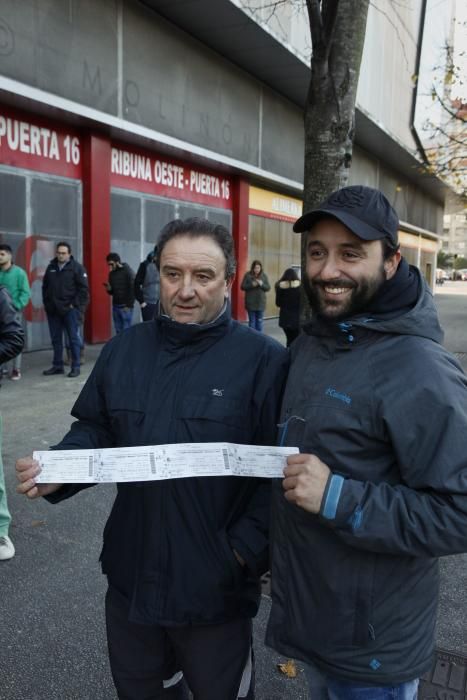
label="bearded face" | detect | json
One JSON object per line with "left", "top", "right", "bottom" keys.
{"left": 304, "top": 219, "right": 397, "bottom": 321}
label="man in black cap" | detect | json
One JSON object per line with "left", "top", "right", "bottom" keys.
{"left": 266, "top": 185, "right": 467, "bottom": 699}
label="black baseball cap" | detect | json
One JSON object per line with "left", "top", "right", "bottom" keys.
{"left": 293, "top": 185, "right": 399, "bottom": 246}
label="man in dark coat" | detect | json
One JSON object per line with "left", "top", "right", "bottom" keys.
{"left": 104, "top": 252, "right": 135, "bottom": 333}
{"left": 0, "top": 286, "right": 24, "bottom": 560}
{"left": 42, "top": 241, "right": 89, "bottom": 378}
{"left": 266, "top": 186, "right": 467, "bottom": 699}
{"left": 17, "top": 218, "right": 288, "bottom": 700}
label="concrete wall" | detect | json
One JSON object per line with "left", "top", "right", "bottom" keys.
{"left": 351, "top": 145, "right": 444, "bottom": 233}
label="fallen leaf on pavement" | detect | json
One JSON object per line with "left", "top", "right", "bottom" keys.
{"left": 277, "top": 659, "right": 297, "bottom": 678}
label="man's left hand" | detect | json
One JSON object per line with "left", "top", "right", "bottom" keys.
{"left": 282, "top": 453, "right": 331, "bottom": 514}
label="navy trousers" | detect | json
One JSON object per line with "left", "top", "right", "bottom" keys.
{"left": 47, "top": 308, "right": 81, "bottom": 370}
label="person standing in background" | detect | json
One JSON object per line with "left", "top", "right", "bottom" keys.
{"left": 42, "top": 242, "right": 89, "bottom": 379}
{"left": 104, "top": 253, "right": 135, "bottom": 334}
{"left": 241, "top": 260, "right": 270, "bottom": 332}
{"left": 0, "top": 244, "right": 30, "bottom": 380}
{"left": 0, "top": 285, "right": 24, "bottom": 560}
{"left": 134, "top": 247, "right": 160, "bottom": 322}
{"left": 275, "top": 267, "right": 301, "bottom": 347}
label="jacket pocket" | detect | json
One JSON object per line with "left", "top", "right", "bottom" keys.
{"left": 108, "top": 407, "right": 145, "bottom": 446}
{"left": 217, "top": 529, "right": 245, "bottom": 590}
{"left": 180, "top": 395, "right": 248, "bottom": 443}
{"left": 283, "top": 524, "right": 376, "bottom": 651}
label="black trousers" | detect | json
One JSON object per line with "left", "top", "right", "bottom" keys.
{"left": 106, "top": 586, "right": 254, "bottom": 700}
{"left": 141, "top": 303, "right": 158, "bottom": 322}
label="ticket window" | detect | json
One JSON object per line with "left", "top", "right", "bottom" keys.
{"left": 0, "top": 170, "right": 82, "bottom": 350}
{"left": 111, "top": 190, "right": 232, "bottom": 275}
{"left": 111, "top": 192, "right": 142, "bottom": 276}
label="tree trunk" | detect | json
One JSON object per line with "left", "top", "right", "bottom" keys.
{"left": 300, "top": 0, "right": 369, "bottom": 320}
{"left": 303, "top": 0, "right": 369, "bottom": 211}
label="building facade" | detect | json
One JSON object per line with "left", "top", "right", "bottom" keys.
{"left": 0, "top": 0, "right": 447, "bottom": 348}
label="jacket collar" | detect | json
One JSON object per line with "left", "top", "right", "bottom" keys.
{"left": 157, "top": 302, "right": 231, "bottom": 350}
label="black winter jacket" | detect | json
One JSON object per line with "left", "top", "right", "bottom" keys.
{"left": 42, "top": 256, "right": 89, "bottom": 317}
{"left": 48, "top": 306, "right": 289, "bottom": 626}
{"left": 0, "top": 286, "right": 24, "bottom": 363}
{"left": 275, "top": 280, "right": 301, "bottom": 330}
{"left": 107, "top": 263, "right": 135, "bottom": 307}
{"left": 267, "top": 267, "right": 467, "bottom": 684}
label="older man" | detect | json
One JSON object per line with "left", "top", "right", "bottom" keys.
{"left": 17, "top": 218, "right": 288, "bottom": 700}
{"left": 266, "top": 186, "right": 467, "bottom": 700}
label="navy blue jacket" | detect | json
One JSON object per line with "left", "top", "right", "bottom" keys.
{"left": 267, "top": 268, "right": 467, "bottom": 684}
{"left": 42, "top": 256, "right": 89, "bottom": 317}
{"left": 48, "top": 307, "right": 288, "bottom": 625}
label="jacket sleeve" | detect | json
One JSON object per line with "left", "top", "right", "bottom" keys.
{"left": 126, "top": 266, "right": 136, "bottom": 306}
{"left": 42, "top": 266, "right": 50, "bottom": 306}
{"left": 227, "top": 344, "right": 290, "bottom": 576}
{"left": 45, "top": 340, "right": 118, "bottom": 504}
{"left": 106, "top": 272, "right": 113, "bottom": 296}
{"left": 320, "top": 349, "right": 467, "bottom": 558}
{"left": 134, "top": 262, "right": 146, "bottom": 304}
{"left": 16, "top": 268, "right": 31, "bottom": 310}
{"left": 0, "top": 287, "right": 25, "bottom": 363}
{"left": 275, "top": 284, "right": 282, "bottom": 308}
{"left": 261, "top": 274, "right": 271, "bottom": 292}
{"left": 74, "top": 264, "right": 90, "bottom": 312}
{"left": 240, "top": 273, "right": 253, "bottom": 291}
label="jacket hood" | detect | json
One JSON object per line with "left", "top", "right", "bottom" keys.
{"left": 307, "top": 262, "right": 444, "bottom": 345}
{"left": 353, "top": 266, "right": 443, "bottom": 344}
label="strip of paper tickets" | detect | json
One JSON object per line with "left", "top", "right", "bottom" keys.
{"left": 33, "top": 442, "right": 299, "bottom": 483}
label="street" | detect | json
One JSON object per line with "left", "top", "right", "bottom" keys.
{"left": 1, "top": 285, "right": 467, "bottom": 699}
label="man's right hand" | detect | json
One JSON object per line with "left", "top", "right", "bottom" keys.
{"left": 16, "top": 456, "right": 61, "bottom": 499}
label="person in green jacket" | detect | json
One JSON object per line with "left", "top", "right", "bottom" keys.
{"left": 0, "top": 244, "right": 31, "bottom": 380}
{"left": 240, "top": 260, "right": 270, "bottom": 332}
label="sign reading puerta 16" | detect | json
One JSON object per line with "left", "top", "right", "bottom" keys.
{"left": 110, "top": 144, "right": 233, "bottom": 209}
{"left": 0, "top": 111, "right": 82, "bottom": 178}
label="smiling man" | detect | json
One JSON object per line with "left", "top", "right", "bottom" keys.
{"left": 304, "top": 217, "right": 399, "bottom": 320}
{"left": 266, "top": 186, "right": 467, "bottom": 700}
{"left": 16, "top": 218, "right": 288, "bottom": 700}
